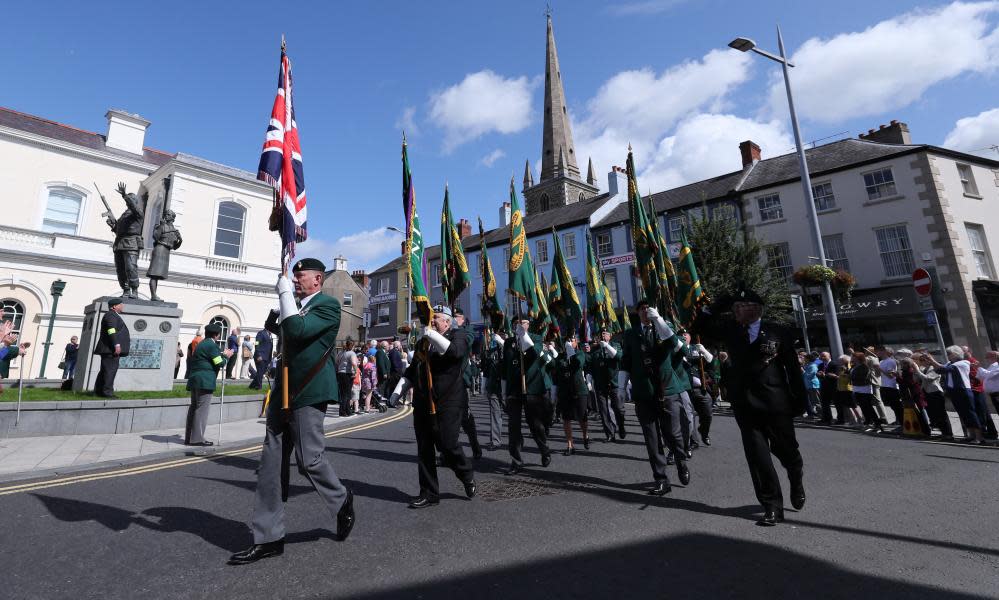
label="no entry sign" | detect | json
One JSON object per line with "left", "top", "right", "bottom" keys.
{"left": 912, "top": 268, "right": 932, "bottom": 297}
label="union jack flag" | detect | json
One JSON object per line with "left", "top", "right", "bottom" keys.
{"left": 258, "top": 40, "right": 307, "bottom": 265}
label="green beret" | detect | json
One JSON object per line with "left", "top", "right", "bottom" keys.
{"left": 292, "top": 258, "right": 326, "bottom": 273}
{"left": 108, "top": 298, "right": 124, "bottom": 307}
{"left": 205, "top": 323, "right": 223, "bottom": 337}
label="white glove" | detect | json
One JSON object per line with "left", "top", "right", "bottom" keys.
{"left": 564, "top": 341, "right": 576, "bottom": 358}
{"left": 586, "top": 373, "right": 594, "bottom": 391}
{"left": 547, "top": 344, "right": 559, "bottom": 360}
{"left": 390, "top": 376, "right": 412, "bottom": 405}
{"left": 646, "top": 307, "right": 674, "bottom": 339}
{"left": 276, "top": 275, "right": 297, "bottom": 320}
{"left": 600, "top": 340, "right": 617, "bottom": 357}
{"left": 692, "top": 343, "right": 714, "bottom": 363}
{"left": 424, "top": 328, "right": 451, "bottom": 354}
{"left": 492, "top": 333, "right": 504, "bottom": 346}
{"left": 518, "top": 329, "right": 534, "bottom": 352}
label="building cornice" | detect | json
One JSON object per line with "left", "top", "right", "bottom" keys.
{"left": 0, "top": 125, "right": 159, "bottom": 172}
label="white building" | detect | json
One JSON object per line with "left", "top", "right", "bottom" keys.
{"left": 0, "top": 107, "right": 281, "bottom": 379}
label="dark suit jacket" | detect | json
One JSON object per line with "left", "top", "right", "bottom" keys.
{"left": 404, "top": 327, "right": 469, "bottom": 413}
{"left": 254, "top": 328, "right": 273, "bottom": 362}
{"left": 94, "top": 311, "right": 130, "bottom": 357}
{"left": 696, "top": 315, "right": 805, "bottom": 415}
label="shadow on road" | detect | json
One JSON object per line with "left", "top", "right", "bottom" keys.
{"left": 345, "top": 533, "right": 982, "bottom": 600}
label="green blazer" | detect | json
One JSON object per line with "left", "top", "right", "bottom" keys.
{"left": 277, "top": 292, "right": 341, "bottom": 410}
{"left": 186, "top": 339, "right": 225, "bottom": 392}
{"left": 588, "top": 341, "right": 622, "bottom": 392}
{"left": 620, "top": 323, "right": 691, "bottom": 404}
{"left": 555, "top": 350, "right": 589, "bottom": 399}
{"left": 501, "top": 333, "right": 551, "bottom": 396}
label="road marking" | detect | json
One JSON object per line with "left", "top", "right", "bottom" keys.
{"left": 0, "top": 405, "right": 412, "bottom": 496}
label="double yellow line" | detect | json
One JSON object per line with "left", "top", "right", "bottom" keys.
{"left": 0, "top": 405, "right": 412, "bottom": 496}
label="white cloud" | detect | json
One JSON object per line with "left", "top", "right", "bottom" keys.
{"left": 395, "top": 106, "right": 419, "bottom": 136}
{"left": 296, "top": 227, "right": 405, "bottom": 273}
{"left": 429, "top": 70, "right": 535, "bottom": 152}
{"left": 944, "top": 107, "right": 999, "bottom": 156}
{"left": 765, "top": 1, "right": 999, "bottom": 123}
{"left": 607, "top": 0, "right": 686, "bottom": 16}
{"left": 479, "top": 148, "right": 506, "bottom": 167}
{"left": 637, "top": 113, "right": 792, "bottom": 192}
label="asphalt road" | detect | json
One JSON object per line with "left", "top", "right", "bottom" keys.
{"left": 2, "top": 396, "right": 998, "bottom": 600}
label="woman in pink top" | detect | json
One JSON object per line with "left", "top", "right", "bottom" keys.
{"left": 360, "top": 355, "right": 378, "bottom": 413}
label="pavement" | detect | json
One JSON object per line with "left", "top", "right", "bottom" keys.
{"left": 1, "top": 397, "right": 997, "bottom": 600}
{"left": 0, "top": 407, "right": 381, "bottom": 482}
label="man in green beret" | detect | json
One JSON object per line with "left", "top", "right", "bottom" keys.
{"left": 94, "top": 298, "right": 130, "bottom": 398}
{"left": 229, "top": 258, "right": 355, "bottom": 565}
{"left": 184, "top": 323, "right": 234, "bottom": 446}
{"left": 502, "top": 318, "right": 558, "bottom": 474}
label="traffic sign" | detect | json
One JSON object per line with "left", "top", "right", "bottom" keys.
{"left": 912, "top": 268, "right": 932, "bottom": 297}
{"left": 925, "top": 310, "right": 937, "bottom": 326}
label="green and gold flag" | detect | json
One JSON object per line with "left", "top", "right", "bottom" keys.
{"left": 626, "top": 147, "right": 668, "bottom": 314}
{"left": 440, "top": 183, "right": 470, "bottom": 307}
{"left": 600, "top": 275, "right": 622, "bottom": 334}
{"left": 621, "top": 304, "right": 632, "bottom": 331}
{"left": 507, "top": 177, "right": 538, "bottom": 318}
{"left": 674, "top": 229, "right": 708, "bottom": 328}
{"left": 403, "top": 138, "right": 433, "bottom": 326}
{"left": 477, "top": 217, "right": 504, "bottom": 330}
{"left": 585, "top": 232, "right": 606, "bottom": 314}
{"left": 533, "top": 264, "right": 553, "bottom": 334}
{"left": 549, "top": 229, "right": 582, "bottom": 326}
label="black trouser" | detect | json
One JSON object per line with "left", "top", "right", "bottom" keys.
{"left": 924, "top": 391, "right": 954, "bottom": 437}
{"left": 113, "top": 249, "right": 139, "bottom": 291}
{"left": 461, "top": 391, "right": 481, "bottom": 455}
{"left": 635, "top": 393, "right": 686, "bottom": 482}
{"left": 819, "top": 384, "right": 836, "bottom": 423}
{"left": 384, "top": 373, "right": 401, "bottom": 407}
{"left": 733, "top": 405, "right": 803, "bottom": 512}
{"left": 881, "top": 387, "right": 903, "bottom": 425}
{"left": 225, "top": 354, "right": 237, "bottom": 379}
{"left": 856, "top": 392, "right": 880, "bottom": 425}
{"left": 975, "top": 391, "right": 997, "bottom": 438}
{"left": 336, "top": 372, "right": 353, "bottom": 415}
{"left": 595, "top": 388, "right": 625, "bottom": 437}
{"left": 506, "top": 393, "right": 550, "bottom": 466}
{"left": 94, "top": 354, "right": 119, "bottom": 397}
{"left": 414, "top": 403, "right": 474, "bottom": 499}
{"left": 690, "top": 386, "right": 713, "bottom": 441}
{"left": 250, "top": 358, "right": 267, "bottom": 388}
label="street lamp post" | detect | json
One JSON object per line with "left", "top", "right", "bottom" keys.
{"left": 728, "top": 28, "right": 845, "bottom": 356}
{"left": 386, "top": 226, "right": 413, "bottom": 333}
{"left": 38, "top": 279, "right": 66, "bottom": 378}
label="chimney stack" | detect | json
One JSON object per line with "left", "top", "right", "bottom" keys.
{"left": 859, "top": 120, "right": 911, "bottom": 145}
{"left": 400, "top": 240, "right": 407, "bottom": 255}
{"left": 607, "top": 166, "right": 628, "bottom": 197}
{"left": 350, "top": 269, "right": 369, "bottom": 288}
{"left": 499, "top": 202, "right": 511, "bottom": 227}
{"left": 105, "top": 109, "right": 150, "bottom": 156}
{"left": 457, "top": 218, "right": 472, "bottom": 239}
{"left": 332, "top": 255, "right": 348, "bottom": 272}
{"left": 739, "top": 140, "right": 762, "bottom": 167}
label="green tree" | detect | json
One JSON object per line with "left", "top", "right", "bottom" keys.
{"left": 686, "top": 208, "right": 791, "bottom": 320}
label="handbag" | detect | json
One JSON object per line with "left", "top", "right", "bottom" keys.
{"left": 57, "top": 361, "right": 66, "bottom": 370}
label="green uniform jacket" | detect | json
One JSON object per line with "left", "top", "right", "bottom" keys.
{"left": 272, "top": 292, "right": 341, "bottom": 410}
{"left": 481, "top": 339, "right": 504, "bottom": 395}
{"left": 501, "top": 333, "right": 551, "bottom": 396}
{"left": 555, "top": 350, "right": 589, "bottom": 399}
{"left": 375, "top": 348, "right": 390, "bottom": 381}
{"left": 620, "top": 323, "right": 691, "bottom": 404}
{"left": 588, "top": 342, "right": 621, "bottom": 392}
{"left": 456, "top": 326, "right": 476, "bottom": 389}
{"left": 186, "top": 339, "right": 225, "bottom": 392}
{"left": 0, "top": 346, "right": 20, "bottom": 379}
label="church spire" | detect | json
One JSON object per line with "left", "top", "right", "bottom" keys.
{"left": 557, "top": 146, "right": 567, "bottom": 176}
{"left": 523, "top": 159, "right": 534, "bottom": 189}
{"left": 540, "top": 13, "right": 580, "bottom": 182}
{"left": 586, "top": 157, "right": 596, "bottom": 186}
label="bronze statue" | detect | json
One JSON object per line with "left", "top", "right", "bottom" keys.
{"left": 101, "top": 182, "right": 146, "bottom": 299}
{"left": 147, "top": 208, "right": 182, "bottom": 302}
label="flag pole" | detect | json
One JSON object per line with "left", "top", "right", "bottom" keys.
{"left": 218, "top": 370, "right": 227, "bottom": 444}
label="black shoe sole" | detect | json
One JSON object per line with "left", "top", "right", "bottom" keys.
{"left": 227, "top": 549, "right": 284, "bottom": 565}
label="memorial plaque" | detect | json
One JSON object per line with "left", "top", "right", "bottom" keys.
{"left": 119, "top": 338, "right": 164, "bottom": 369}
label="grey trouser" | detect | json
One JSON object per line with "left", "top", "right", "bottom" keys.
{"left": 185, "top": 389, "right": 212, "bottom": 443}
{"left": 595, "top": 389, "right": 624, "bottom": 437}
{"left": 251, "top": 403, "right": 347, "bottom": 544}
{"left": 486, "top": 388, "right": 503, "bottom": 446}
{"left": 678, "top": 391, "right": 695, "bottom": 451}
{"left": 635, "top": 391, "right": 688, "bottom": 482}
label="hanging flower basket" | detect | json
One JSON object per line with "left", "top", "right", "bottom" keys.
{"left": 792, "top": 264, "right": 837, "bottom": 287}
{"left": 832, "top": 268, "right": 856, "bottom": 301}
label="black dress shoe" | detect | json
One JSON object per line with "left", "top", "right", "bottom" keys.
{"left": 463, "top": 479, "right": 477, "bottom": 498}
{"left": 677, "top": 462, "right": 690, "bottom": 486}
{"left": 648, "top": 480, "right": 671, "bottom": 496}
{"left": 756, "top": 508, "right": 784, "bottom": 526}
{"left": 583, "top": 437, "right": 590, "bottom": 450}
{"left": 541, "top": 453, "right": 552, "bottom": 467}
{"left": 186, "top": 441, "right": 214, "bottom": 447}
{"left": 618, "top": 429, "right": 627, "bottom": 439}
{"left": 702, "top": 436, "right": 711, "bottom": 446}
{"left": 685, "top": 449, "right": 693, "bottom": 459}
{"left": 562, "top": 447, "right": 574, "bottom": 456}
{"left": 473, "top": 450, "right": 483, "bottom": 460}
{"left": 666, "top": 452, "right": 675, "bottom": 466}
{"left": 227, "top": 540, "right": 284, "bottom": 565}
{"left": 408, "top": 496, "right": 439, "bottom": 509}
{"left": 790, "top": 480, "right": 806, "bottom": 510}
{"left": 336, "top": 490, "right": 355, "bottom": 541}
{"left": 690, "top": 439, "right": 700, "bottom": 450}
{"left": 604, "top": 433, "right": 614, "bottom": 443}
{"left": 507, "top": 462, "right": 522, "bottom": 475}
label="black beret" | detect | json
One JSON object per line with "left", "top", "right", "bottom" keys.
{"left": 205, "top": 323, "right": 223, "bottom": 337}
{"left": 453, "top": 307, "right": 465, "bottom": 316}
{"left": 292, "top": 258, "right": 326, "bottom": 273}
{"left": 734, "top": 287, "right": 764, "bottom": 305}
{"left": 636, "top": 298, "right": 650, "bottom": 309}
{"left": 597, "top": 326, "right": 610, "bottom": 334}
{"left": 108, "top": 298, "right": 124, "bottom": 307}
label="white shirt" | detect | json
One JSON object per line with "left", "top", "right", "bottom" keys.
{"left": 747, "top": 319, "right": 762, "bottom": 343}
{"left": 299, "top": 291, "right": 320, "bottom": 310}
{"left": 879, "top": 358, "right": 898, "bottom": 388}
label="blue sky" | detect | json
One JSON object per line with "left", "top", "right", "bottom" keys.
{"left": 7, "top": 1, "right": 999, "bottom": 271}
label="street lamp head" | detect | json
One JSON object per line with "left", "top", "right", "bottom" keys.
{"left": 386, "top": 226, "right": 404, "bottom": 235}
{"left": 50, "top": 279, "right": 66, "bottom": 296}
{"left": 729, "top": 37, "right": 756, "bottom": 52}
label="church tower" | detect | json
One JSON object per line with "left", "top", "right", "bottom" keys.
{"left": 523, "top": 13, "right": 598, "bottom": 214}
